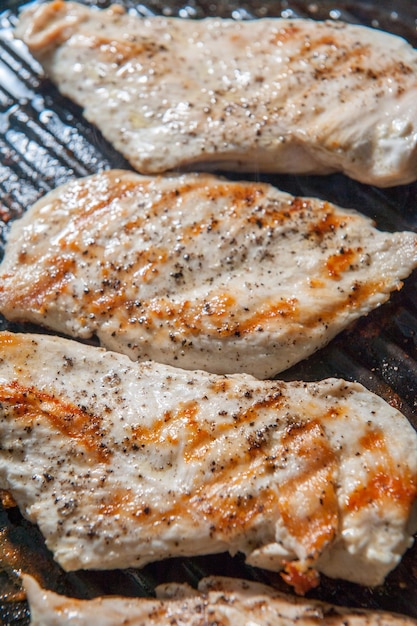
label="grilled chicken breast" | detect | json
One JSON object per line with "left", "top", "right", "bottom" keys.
{"left": 0, "top": 332, "right": 416, "bottom": 591}
{"left": 15, "top": 1, "right": 417, "bottom": 186}
{"left": 23, "top": 575, "right": 417, "bottom": 626}
{"left": 1, "top": 171, "right": 417, "bottom": 378}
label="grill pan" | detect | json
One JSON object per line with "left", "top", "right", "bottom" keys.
{"left": 1, "top": 0, "right": 417, "bottom": 623}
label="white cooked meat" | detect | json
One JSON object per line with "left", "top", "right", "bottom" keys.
{"left": 0, "top": 170, "right": 416, "bottom": 379}
{"left": 0, "top": 332, "right": 416, "bottom": 592}
{"left": 14, "top": 1, "right": 417, "bottom": 186}
{"left": 23, "top": 574, "right": 417, "bottom": 626}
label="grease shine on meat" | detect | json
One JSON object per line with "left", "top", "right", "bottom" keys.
{"left": 0, "top": 332, "right": 416, "bottom": 592}
{"left": 23, "top": 575, "right": 417, "bottom": 626}
{"left": 15, "top": 1, "right": 417, "bottom": 186}
{"left": 0, "top": 170, "right": 416, "bottom": 378}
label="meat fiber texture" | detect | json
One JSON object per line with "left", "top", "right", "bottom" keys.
{"left": 0, "top": 170, "right": 416, "bottom": 378}
{"left": 23, "top": 575, "right": 417, "bottom": 626}
{"left": 14, "top": 1, "right": 417, "bottom": 186}
{"left": 0, "top": 332, "right": 416, "bottom": 591}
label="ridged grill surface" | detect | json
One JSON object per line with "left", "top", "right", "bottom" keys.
{"left": 0, "top": 1, "right": 417, "bottom": 624}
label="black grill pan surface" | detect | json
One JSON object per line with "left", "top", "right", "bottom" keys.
{"left": 0, "top": 1, "right": 417, "bottom": 624}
